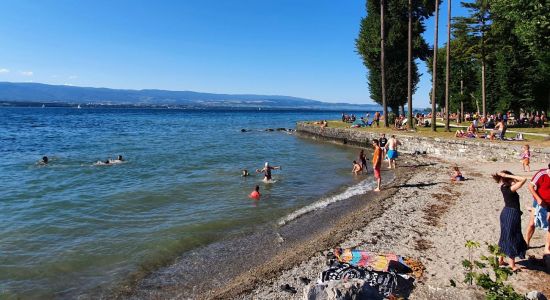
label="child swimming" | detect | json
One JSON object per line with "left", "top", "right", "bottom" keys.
{"left": 249, "top": 185, "right": 261, "bottom": 200}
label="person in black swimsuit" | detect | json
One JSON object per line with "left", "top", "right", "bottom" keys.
{"left": 256, "top": 162, "right": 281, "bottom": 182}
{"left": 492, "top": 170, "right": 527, "bottom": 271}
{"left": 379, "top": 133, "right": 388, "bottom": 159}
{"left": 359, "top": 150, "right": 368, "bottom": 174}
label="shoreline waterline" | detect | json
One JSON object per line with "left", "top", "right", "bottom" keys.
{"left": 119, "top": 158, "right": 403, "bottom": 299}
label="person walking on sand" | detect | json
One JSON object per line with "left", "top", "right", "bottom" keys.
{"left": 372, "top": 139, "right": 382, "bottom": 191}
{"left": 385, "top": 135, "right": 401, "bottom": 169}
{"left": 520, "top": 145, "right": 531, "bottom": 172}
{"left": 256, "top": 162, "right": 281, "bottom": 182}
{"left": 492, "top": 171, "right": 528, "bottom": 271}
{"left": 525, "top": 164, "right": 550, "bottom": 254}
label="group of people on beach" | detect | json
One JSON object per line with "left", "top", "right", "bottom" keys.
{"left": 343, "top": 112, "right": 383, "bottom": 128}
{"left": 352, "top": 133, "right": 401, "bottom": 192}
{"left": 493, "top": 164, "right": 550, "bottom": 271}
{"left": 454, "top": 117, "right": 509, "bottom": 140}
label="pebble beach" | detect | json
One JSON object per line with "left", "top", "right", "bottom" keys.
{"left": 228, "top": 156, "right": 550, "bottom": 299}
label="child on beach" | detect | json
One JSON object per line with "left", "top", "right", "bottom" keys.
{"left": 352, "top": 160, "right": 362, "bottom": 175}
{"left": 520, "top": 144, "right": 530, "bottom": 172}
{"left": 371, "top": 139, "right": 382, "bottom": 191}
{"left": 249, "top": 185, "right": 261, "bottom": 200}
{"left": 358, "top": 150, "right": 368, "bottom": 174}
{"left": 451, "top": 166, "right": 465, "bottom": 182}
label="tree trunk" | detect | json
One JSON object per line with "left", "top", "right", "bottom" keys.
{"left": 460, "top": 75, "right": 464, "bottom": 123}
{"left": 481, "top": 23, "right": 486, "bottom": 118}
{"left": 407, "top": 0, "right": 413, "bottom": 130}
{"left": 444, "top": 0, "right": 451, "bottom": 131}
{"left": 481, "top": 58, "right": 486, "bottom": 118}
{"left": 431, "top": 0, "right": 439, "bottom": 131}
{"left": 380, "top": 0, "right": 388, "bottom": 127}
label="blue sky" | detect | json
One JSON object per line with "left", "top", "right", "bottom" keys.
{"left": 0, "top": 0, "right": 468, "bottom": 108}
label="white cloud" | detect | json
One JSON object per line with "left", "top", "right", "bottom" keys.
{"left": 68, "top": 75, "right": 78, "bottom": 79}
{"left": 20, "top": 71, "right": 34, "bottom": 76}
{"left": 0, "top": 68, "right": 9, "bottom": 73}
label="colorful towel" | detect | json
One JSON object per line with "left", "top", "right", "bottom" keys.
{"left": 333, "top": 248, "right": 410, "bottom": 273}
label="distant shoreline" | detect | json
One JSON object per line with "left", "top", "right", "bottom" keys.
{"left": 0, "top": 103, "right": 379, "bottom": 111}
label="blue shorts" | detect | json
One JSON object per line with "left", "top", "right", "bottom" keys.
{"left": 533, "top": 200, "right": 549, "bottom": 231}
{"left": 387, "top": 150, "right": 398, "bottom": 159}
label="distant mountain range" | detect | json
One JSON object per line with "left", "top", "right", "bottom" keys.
{"left": 0, "top": 82, "right": 381, "bottom": 110}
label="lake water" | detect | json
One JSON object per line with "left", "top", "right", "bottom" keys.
{"left": 0, "top": 108, "right": 374, "bottom": 298}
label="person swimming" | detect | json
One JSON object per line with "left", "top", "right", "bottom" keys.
{"left": 249, "top": 185, "right": 261, "bottom": 200}
{"left": 242, "top": 169, "right": 250, "bottom": 177}
{"left": 109, "top": 155, "right": 124, "bottom": 164}
{"left": 39, "top": 156, "right": 49, "bottom": 165}
{"left": 256, "top": 162, "right": 281, "bottom": 182}
{"left": 94, "top": 159, "right": 111, "bottom": 166}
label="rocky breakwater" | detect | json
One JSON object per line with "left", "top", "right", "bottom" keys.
{"left": 296, "top": 122, "right": 550, "bottom": 163}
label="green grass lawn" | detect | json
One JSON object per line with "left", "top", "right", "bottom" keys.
{"left": 311, "top": 120, "right": 550, "bottom": 147}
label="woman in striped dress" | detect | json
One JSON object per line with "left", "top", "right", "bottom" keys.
{"left": 492, "top": 171, "right": 528, "bottom": 271}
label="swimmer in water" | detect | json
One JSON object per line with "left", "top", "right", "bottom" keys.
{"left": 256, "top": 162, "right": 281, "bottom": 182}
{"left": 242, "top": 169, "right": 250, "bottom": 177}
{"left": 39, "top": 156, "right": 49, "bottom": 165}
{"left": 95, "top": 159, "right": 111, "bottom": 166}
{"left": 109, "top": 155, "right": 124, "bottom": 164}
{"left": 249, "top": 185, "right": 261, "bottom": 200}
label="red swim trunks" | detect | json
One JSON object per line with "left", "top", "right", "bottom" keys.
{"left": 374, "top": 167, "right": 381, "bottom": 179}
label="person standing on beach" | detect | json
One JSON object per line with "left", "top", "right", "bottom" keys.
{"left": 372, "top": 139, "right": 382, "bottom": 191}
{"left": 379, "top": 134, "right": 388, "bottom": 160}
{"left": 492, "top": 171, "right": 528, "bottom": 271}
{"left": 374, "top": 112, "right": 380, "bottom": 127}
{"left": 525, "top": 164, "right": 550, "bottom": 254}
{"left": 385, "top": 135, "right": 401, "bottom": 169}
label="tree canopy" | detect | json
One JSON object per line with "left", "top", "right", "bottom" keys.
{"left": 356, "top": 0, "right": 436, "bottom": 113}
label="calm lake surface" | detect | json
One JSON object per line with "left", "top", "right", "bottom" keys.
{"left": 0, "top": 108, "right": 373, "bottom": 298}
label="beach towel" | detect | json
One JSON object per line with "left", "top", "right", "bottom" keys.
{"left": 332, "top": 248, "right": 411, "bottom": 273}
{"left": 320, "top": 263, "right": 397, "bottom": 297}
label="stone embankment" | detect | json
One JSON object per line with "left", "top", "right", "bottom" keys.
{"left": 296, "top": 122, "right": 550, "bottom": 163}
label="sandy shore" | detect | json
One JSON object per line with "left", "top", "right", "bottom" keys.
{"left": 232, "top": 157, "right": 550, "bottom": 299}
